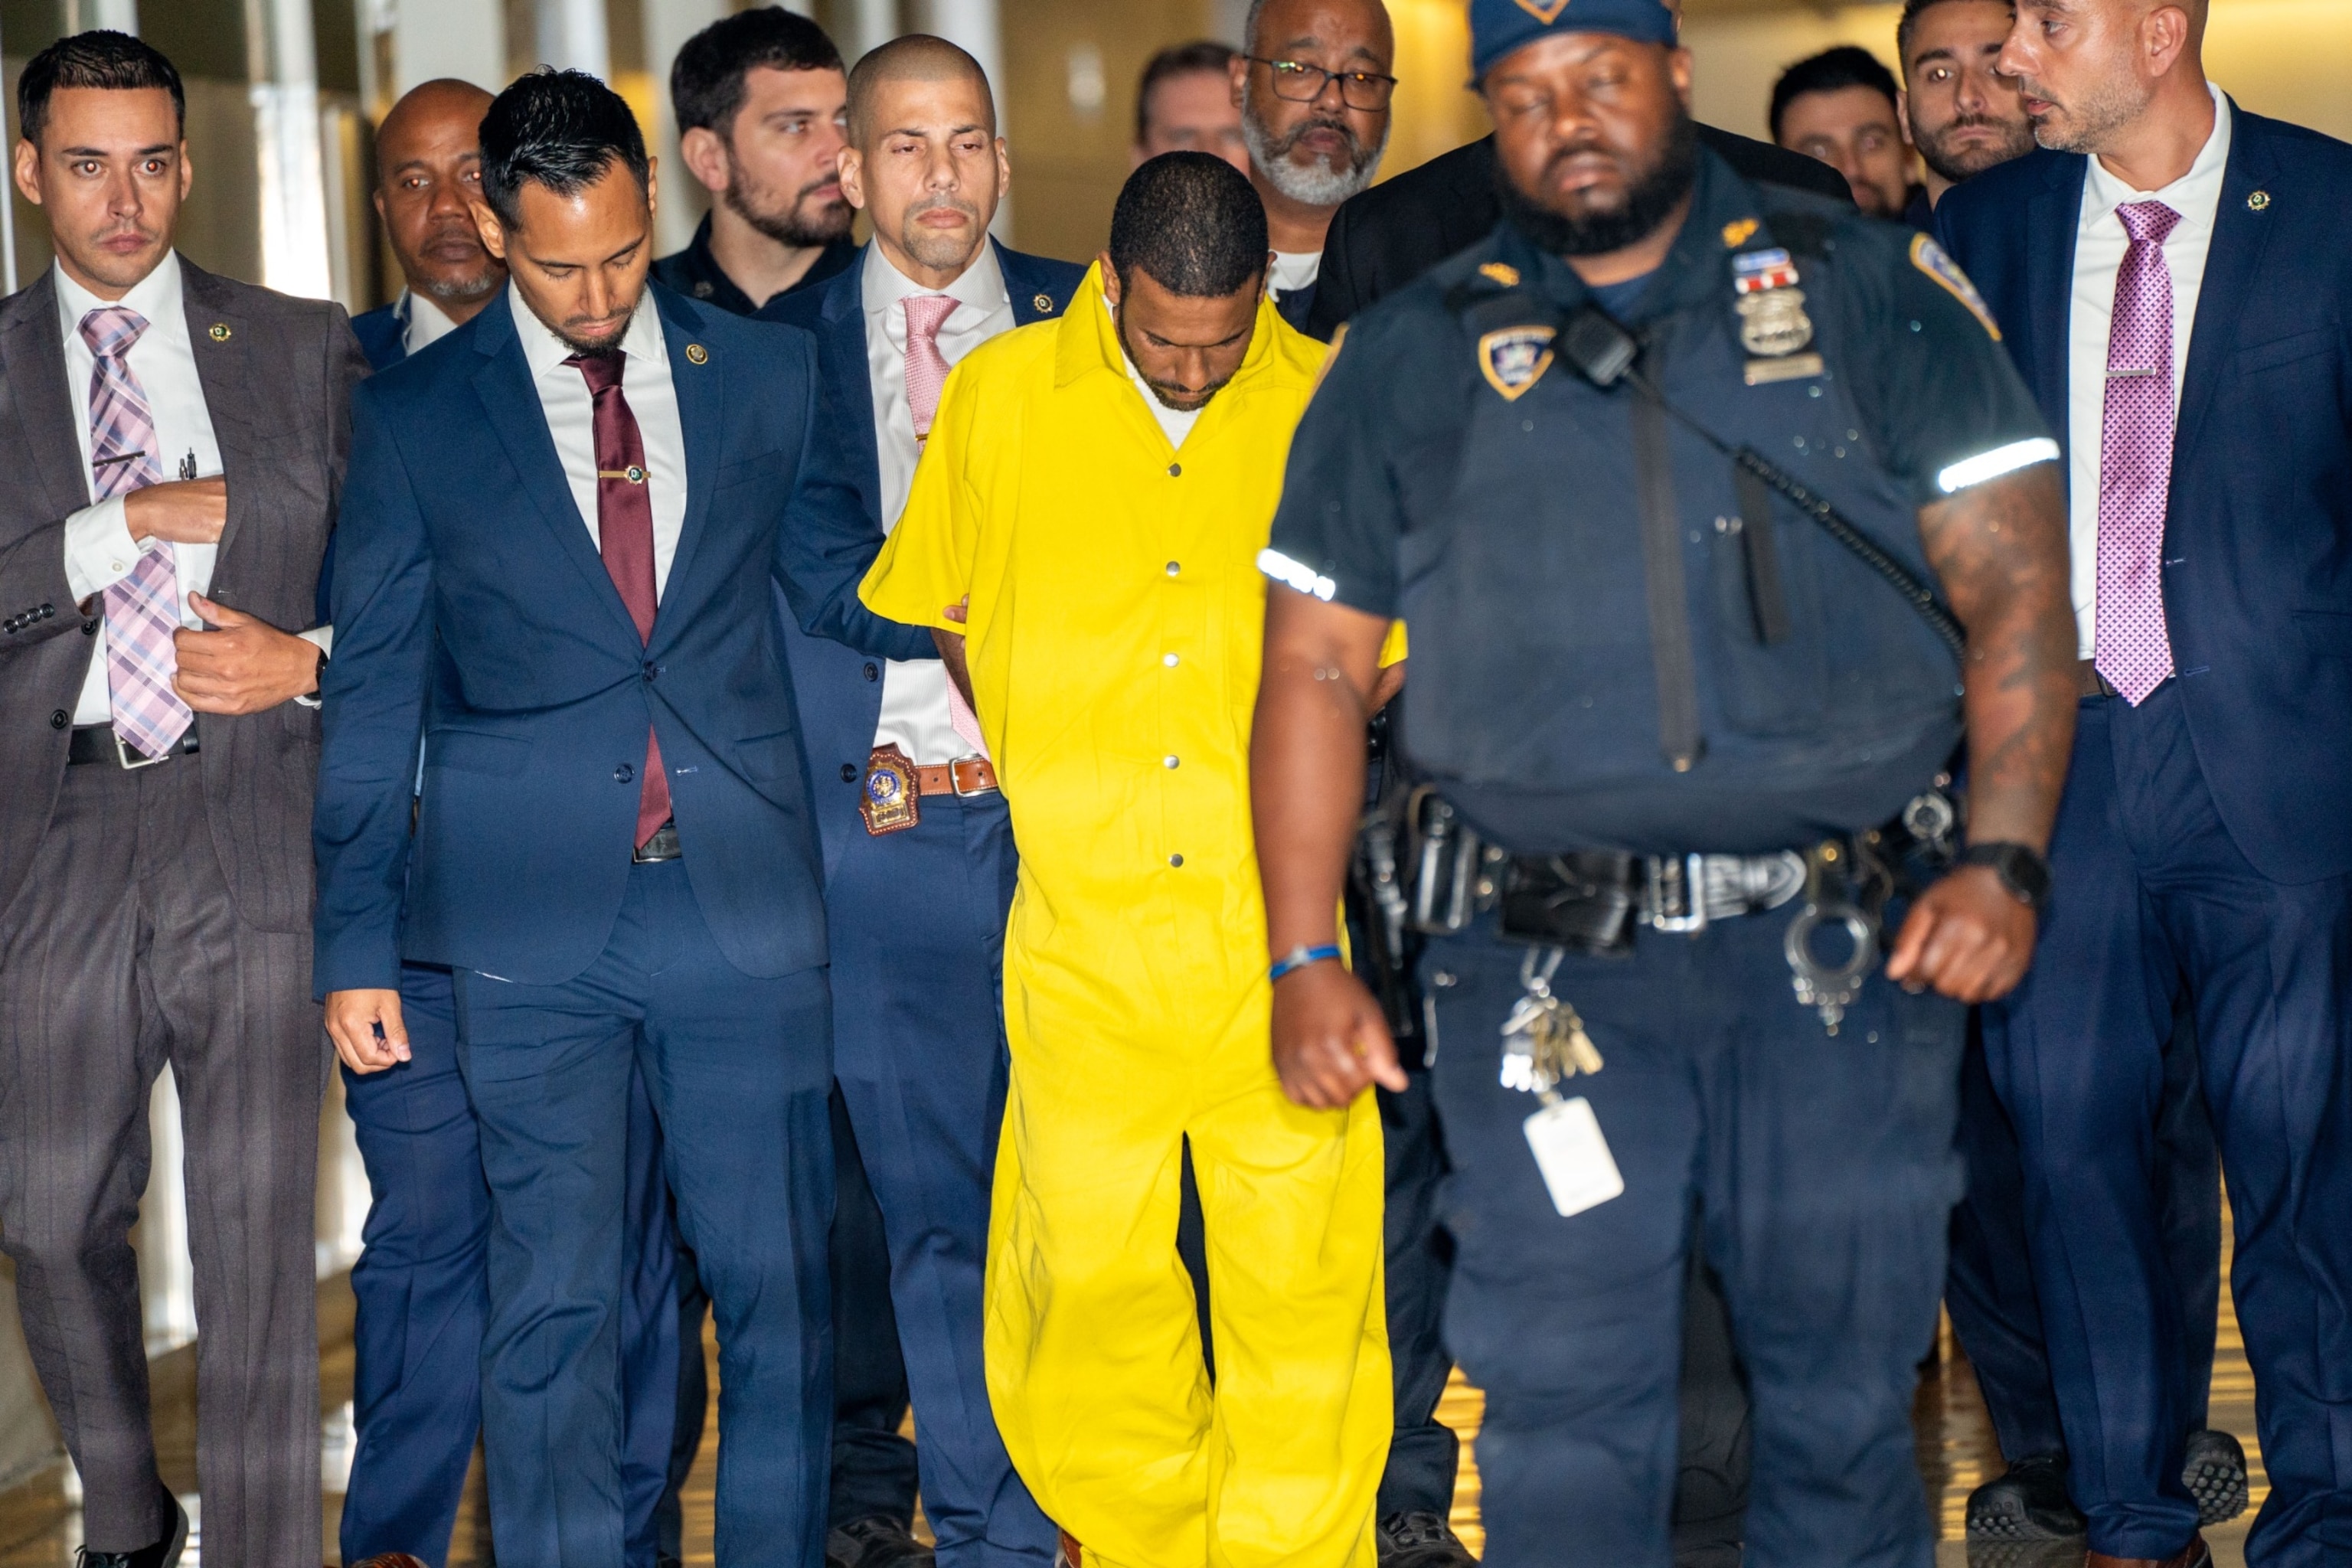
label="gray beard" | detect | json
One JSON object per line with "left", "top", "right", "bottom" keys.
{"left": 416, "top": 263, "right": 503, "bottom": 304}
{"left": 1240, "top": 87, "right": 1388, "bottom": 208}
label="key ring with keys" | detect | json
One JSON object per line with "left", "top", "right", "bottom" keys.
{"left": 1499, "top": 946, "right": 1605, "bottom": 1104}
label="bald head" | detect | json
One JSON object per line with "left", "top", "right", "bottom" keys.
{"left": 846, "top": 34, "right": 995, "bottom": 147}
{"left": 374, "top": 77, "right": 504, "bottom": 312}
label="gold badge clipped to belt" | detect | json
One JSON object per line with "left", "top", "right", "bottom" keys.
{"left": 859, "top": 743, "right": 921, "bottom": 835}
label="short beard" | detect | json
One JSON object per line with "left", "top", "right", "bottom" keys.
{"left": 2022, "top": 71, "right": 2151, "bottom": 154}
{"left": 549, "top": 301, "right": 635, "bottom": 359}
{"left": 893, "top": 193, "right": 988, "bottom": 276}
{"left": 720, "top": 144, "right": 854, "bottom": 248}
{"left": 1240, "top": 84, "right": 1388, "bottom": 209}
{"left": 1496, "top": 106, "right": 1699, "bottom": 258}
{"left": 1113, "top": 305, "right": 1234, "bottom": 412}
{"left": 416, "top": 261, "right": 504, "bottom": 304}
{"left": 1915, "top": 113, "right": 2038, "bottom": 185}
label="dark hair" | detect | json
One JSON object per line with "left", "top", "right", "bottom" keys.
{"left": 18, "top": 31, "right": 185, "bottom": 146}
{"left": 1895, "top": 0, "right": 2009, "bottom": 71}
{"left": 1109, "top": 152, "right": 1268, "bottom": 299}
{"left": 670, "top": 6, "right": 844, "bottom": 139}
{"left": 1769, "top": 45, "right": 1901, "bottom": 142}
{"left": 1134, "top": 41, "right": 1236, "bottom": 143}
{"left": 479, "top": 68, "right": 649, "bottom": 228}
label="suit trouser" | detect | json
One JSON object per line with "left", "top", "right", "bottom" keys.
{"left": 1423, "top": 906, "right": 1962, "bottom": 1568}
{"left": 452, "top": 860, "right": 835, "bottom": 1568}
{"left": 828, "top": 791, "right": 1055, "bottom": 1567}
{"left": 340, "top": 960, "right": 681, "bottom": 1568}
{"left": 0, "top": 755, "right": 324, "bottom": 1565}
{"left": 1980, "top": 683, "right": 2352, "bottom": 1565}
{"left": 667, "top": 1087, "right": 920, "bottom": 1551}
{"left": 1945, "top": 1002, "right": 2220, "bottom": 1469}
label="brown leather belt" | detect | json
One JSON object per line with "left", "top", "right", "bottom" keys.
{"left": 2076, "top": 658, "right": 2119, "bottom": 699}
{"left": 914, "top": 758, "right": 998, "bottom": 796}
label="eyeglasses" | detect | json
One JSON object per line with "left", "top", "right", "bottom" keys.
{"left": 1243, "top": 56, "right": 1399, "bottom": 113}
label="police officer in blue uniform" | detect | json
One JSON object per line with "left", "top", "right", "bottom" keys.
{"left": 1250, "top": 2, "right": 2082, "bottom": 1563}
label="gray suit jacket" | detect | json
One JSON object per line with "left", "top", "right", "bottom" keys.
{"left": 0, "top": 257, "right": 369, "bottom": 933}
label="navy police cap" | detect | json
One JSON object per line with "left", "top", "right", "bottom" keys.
{"left": 1472, "top": 0, "right": 1677, "bottom": 80}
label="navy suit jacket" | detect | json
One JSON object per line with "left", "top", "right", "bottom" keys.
{"left": 1935, "top": 105, "right": 2352, "bottom": 884}
{"left": 351, "top": 299, "right": 407, "bottom": 371}
{"left": 757, "top": 240, "right": 1084, "bottom": 877}
{"left": 315, "top": 283, "right": 914, "bottom": 991}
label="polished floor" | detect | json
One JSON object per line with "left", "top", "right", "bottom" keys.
{"left": 0, "top": 1236, "right": 2267, "bottom": 1567}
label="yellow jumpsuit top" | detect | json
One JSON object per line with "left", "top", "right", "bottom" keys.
{"left": 861, "top": 266, "right": 1389, "bottom": 1568}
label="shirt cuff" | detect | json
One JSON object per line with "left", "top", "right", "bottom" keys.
{"left": 61, "top": 498, "right": 138, "bottom": 603}
{"left": 293, "top": 626, "right": 331, "bottom": 707}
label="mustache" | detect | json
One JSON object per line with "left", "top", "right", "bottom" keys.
{"left": 1269, "top": 114, "right": 1366, "bottom": 164}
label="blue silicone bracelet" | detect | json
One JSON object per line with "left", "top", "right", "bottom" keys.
{"left": 1269, "top": 943, "right": 1343, "bottom": 982}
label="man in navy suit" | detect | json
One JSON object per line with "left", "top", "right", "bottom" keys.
{"left": 1936, "top": 0, "right": 2352, "bottom": 1560}
{"left": 316, "top": 71, "right": 910, "bottom": 1567}
{"left": 758, "top": 34, "right": 1081, "bottom": 1568}
{"left": 332, "top": 78, "right": 688, "bottom": 1568}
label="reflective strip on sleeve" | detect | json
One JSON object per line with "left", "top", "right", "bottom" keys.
{"left": 1936, "top": 437, "right": 2062, "bottom": 495}
{"left": 1258, "top": 547, "right": 1337, "bottom": 602}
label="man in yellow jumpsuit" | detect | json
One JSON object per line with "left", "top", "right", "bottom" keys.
{"left": 860, "top": 153, "right": 1390, "bottom": 1568}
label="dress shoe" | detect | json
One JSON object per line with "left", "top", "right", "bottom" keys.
{"left": 1377, "top": 1510, "right": 1478, "bottom": 1566}
{"left": 74, "top": 1493, "right": 188, "bottom": 1568}
{"left": 349, "top": 1557, "right": 431, "bottom": 1568}
{"left": 1965, "top": 1452, "right": 2088, "bottom": 1542}
{"left": 2181, "top": 1427, "right": 2249, "bottom": 1525}
{"left": 825, "top": 1514, "right": 935, "bottom": 1568}
{"left": 2086, "top": 1530, "right": 2211, "bottom": 1568}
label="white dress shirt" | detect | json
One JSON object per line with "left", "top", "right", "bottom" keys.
{"left": 58, "top": 253, "right": 228, "bottom": 726}
{"left": 511, "top": 282, "right": 690, "bottom": 599}
{"left": 1110, "top": 296, "right": 1204, "bottom": 450}
{"left": 1269, "top": 250, "right": 1322, "bottom": 297}
{"left": 2065, "top": 82, "right": 2231, "bottom": 657}
{"left": 400, "top": 289, "right": 464, "bottom": 358}
{"left": 863, "top": 242, "right": 1013, "bottom": 764}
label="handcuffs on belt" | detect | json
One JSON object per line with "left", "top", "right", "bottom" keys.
{"left": 1374, "top": 777, "right": 1963, "bottom": 1078}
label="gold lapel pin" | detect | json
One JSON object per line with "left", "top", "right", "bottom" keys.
{"left": 2247, "top": 189, "right": 2271, "bottom": 211}
{"left": 1032, "top": 292, "right": 1053, "bottom": 312}
{"left": 207, "top": 322, "right": 231, "bottom": 341}
{"left": 684, "top": 342, "right": 708, "bottom": 364}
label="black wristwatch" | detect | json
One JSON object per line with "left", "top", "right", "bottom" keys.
{"left": 1957, "top": 841, "right": 2051, "bottom": 912}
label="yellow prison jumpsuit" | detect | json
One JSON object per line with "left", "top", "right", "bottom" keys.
{"left": 860, "top": 266, "right": 1389, "bottom": 1568}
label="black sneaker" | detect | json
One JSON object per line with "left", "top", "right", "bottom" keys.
{"left": 2183, "top": 1427, "right": 2250, "bottom": 1527}
{"left": 1965, "top": 1452, "right": 2088, "bottom": 1542}
{"left": 74, "top": 1493, "right": 188, "bottom": 1568}
{"left": 1377, "top": 1509, "right": 1478, "bottom": 1566}
{"left": 825, "top": 1514, "right": 935, "bottom": 1568}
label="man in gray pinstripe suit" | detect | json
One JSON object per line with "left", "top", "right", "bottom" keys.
{"left": 0, "top": 32, "right": 367, "bottom": 1568}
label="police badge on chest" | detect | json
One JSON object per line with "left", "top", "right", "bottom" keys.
{"left": 1730, "top": 247, "right": 1824, "bottom": 385}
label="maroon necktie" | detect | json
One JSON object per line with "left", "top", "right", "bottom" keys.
{"left": 566, "top": 349, "right": 672, "bottom": 849}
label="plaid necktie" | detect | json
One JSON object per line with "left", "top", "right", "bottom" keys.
{"left": 900, "top": 293, "right": 989, "bottom": 758}
{"left": 565, "top": 349, "right": 674, "bottom": 849}
{"left": 83, "top": 306, "right": 192, "bottom": 759}
{"left": 2093, "top": 200, "right": 2182, "bottom": 706}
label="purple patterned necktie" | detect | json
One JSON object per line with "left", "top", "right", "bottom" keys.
{"left": 83, "top": 305, "right": 191, "bottom": 759}
{"left": 2093, "top": 200, "right": 2182, "bottom": 706}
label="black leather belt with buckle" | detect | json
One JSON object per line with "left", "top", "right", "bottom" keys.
{"left": 633, "top": 821, "right": 683, "bottom": 863}
{"left": 67, "top": 721, "right": 201, "bottom": 768}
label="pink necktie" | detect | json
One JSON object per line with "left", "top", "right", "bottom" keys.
{"left": 84, "top": 306, "right": 192, "bottom": 760}
{"left": 2093, "top": 200, "right": 2181, "bottom": 706}
{"left": 903, "top": 293, "right": 989, "bottom": 757}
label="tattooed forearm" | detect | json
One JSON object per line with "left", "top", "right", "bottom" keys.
{"left": 1914, "top": 462, "right": 2076, "bottom": 850}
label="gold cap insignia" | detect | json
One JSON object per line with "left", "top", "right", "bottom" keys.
{"left": 1032, "top": 292, "right": 1054, "bottom": 312}
{"left": 207, "top": 322, "right": 231, "bottom": 341}
{"left": 2247, "top": 189, "right": 2271, "bottom": 211}
{"left": 1513, "top": 0, "right": 1572, "bottom": 20}
{"left": 684, "top": 342, "right": 709, "bottom": 364}
{"left": 1721, "top": 217, "right": 1760, "bottom": 249}
{"left": 1478, "top": 261, "right": 1522, "bottom": 287}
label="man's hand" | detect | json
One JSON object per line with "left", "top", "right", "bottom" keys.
{"left": 325, "top": 988, "right": 410, "bottom": 1075}
{"left": 1884, "top": 864, "right": 2037, "bottom": 1004}
{"left": 1272, "top": 960, "right": 1407, "bottom": 1109}
{"left": 933, "top": 595, "right": 975, "bottom": 710}
{"left": 125, "top": 477, "right": 227, "bottom": 544}
{"left": 174, "top": 593, "right": 322, "bottom": 714}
